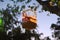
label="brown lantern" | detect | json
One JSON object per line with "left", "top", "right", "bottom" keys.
{"left": 22, "top": 8, "right": 37, "bottom": 30}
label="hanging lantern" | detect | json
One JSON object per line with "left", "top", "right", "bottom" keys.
{"left": 22, "top": 8, "right": 37, "bottom": 30}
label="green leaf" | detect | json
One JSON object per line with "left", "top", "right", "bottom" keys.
{"left": 0, "top": 18, "right": 4, "bottom": 32}
{"left": 0, "top": 18, "right": 3, "bottom": 26}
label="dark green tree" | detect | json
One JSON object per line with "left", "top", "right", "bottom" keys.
{"left": 37, "top": 0, "right": 60, "bottom": 16}
{"left": 0, "top": 0, "right": 41, "bottom": 40}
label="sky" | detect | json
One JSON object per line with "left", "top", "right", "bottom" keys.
{"left": 0, "top": 0, "right": 59, "bottom": 39}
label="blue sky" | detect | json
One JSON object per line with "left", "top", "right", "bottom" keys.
{"left": 0, "top": 0, "right": 59, "bottom": 39}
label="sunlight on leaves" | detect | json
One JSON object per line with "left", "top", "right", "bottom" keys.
{"left": 0, "top": 18, "right": 3, "bottom": 26}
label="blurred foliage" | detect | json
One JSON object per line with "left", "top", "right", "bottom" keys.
{"left": 51, "top": 23, "right": 60, "bottom": 30}
{"left": 26, "top": 0, "right": 31, "bottom": 3}
{"left": 0, "top": 0, "right": 4, "bottom": 2}
{"left": 21, "top": 5, "right": 25, "bottom": 9}
{"left": 12, "top": 6, "right": 19, "bottom": 13}
{"left": 0, "top": 10, "right": 3, "bottom": 14}
{"left": 50, "top": 0, "right": 56, "bottom": 2}
{"left": 17, "top": 0, "right": 25, "bottom": 2}
{"left": 28, "top": 6, "right": 34, "bottom": 9}
{"left": 20, "top": 5, "right": 25, "bottom": 11}
{"left": 0, "top": 0, "right": 41, "bottom": 40}
{"left": 0, "top": 0, "right": 31, "bottom": 32}
{"left": 37, "top": 0, "right": 60, "bottom": 16}
{"left": 7, "top": 4, "right": 12, "bottom": 8}
{"left": 0, "top": 18, "right": 3, "bottom": 26}
{"left": 11, "top": 0, "right": 25, "bottom": 2}
{"left": 54, "top": 31, "right": 60, "bottom": 37}
{"left": 0, "top": 10, "right": 4, "bottom": 32}
{"left": 28, "top": 6, "right": 37, "bottom": 11}
{"left": 0, "top": 18, "right": 4, "bottom": 32}
{"left": 58, "top": 1, "right": 60, "bottom": 8}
